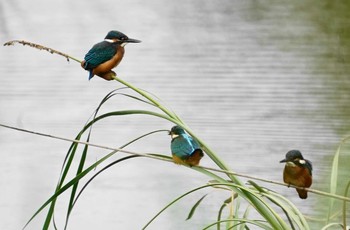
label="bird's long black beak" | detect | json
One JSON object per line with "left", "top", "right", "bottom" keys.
{"left": 280, "top": 159, "right": 287, "bottom": 163}
{"left": 126, "top": 38, "right": 141, "bottom": 43}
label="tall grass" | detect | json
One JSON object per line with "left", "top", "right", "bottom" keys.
{"left": 3, "top": 40, "right": 349, "bottom": 229}
{"left": 21, "top": 82, "right": 308, "bottom": 230}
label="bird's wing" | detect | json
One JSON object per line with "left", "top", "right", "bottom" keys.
{"left": 305, "top": 159, "right": 313, "bottom": 176}
{"left": 189, "top": 136, "right": 200, "bottom": 150}
{"left": 83, "top": 41, "right": 117, "bottom": 69}
{"left": 171, "top": 134, "right": 195, "bottom": 159}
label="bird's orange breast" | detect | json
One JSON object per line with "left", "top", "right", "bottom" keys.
{"left": 283, "top": 165, "right": 312, "bottom": 188}
{"left": 93, "top": 45, "right": 125, "bottom": 80}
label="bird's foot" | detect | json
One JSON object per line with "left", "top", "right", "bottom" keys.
{"left": 97, "top": 71, "right": 117, "bottom": 81}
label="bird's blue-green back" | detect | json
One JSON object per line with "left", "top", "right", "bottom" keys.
{"left": 171, "top": 133, "right": 200, "bottom": 159}
{"left": 83, "top": 41, "right": 117, "bottom": 70}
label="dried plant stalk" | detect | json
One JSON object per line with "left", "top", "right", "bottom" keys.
{"left": 4, "top": 40, "right": 82, "bottom": 63}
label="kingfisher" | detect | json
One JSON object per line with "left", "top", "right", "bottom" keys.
{"left": 169, "top": 126, "right": 204, "bottom": 167}
{"left": 280, "top": 150, "right": 313, "bottom": 199}
{"left": 81, "top": 30, "right": 141, "bottom": 81}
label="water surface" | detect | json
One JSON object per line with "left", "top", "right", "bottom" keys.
{"left": 1, "top": 0, "right": 349, "bottom": 229}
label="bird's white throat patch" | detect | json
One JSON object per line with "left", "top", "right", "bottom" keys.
{"left": 286, "top": 162, "right": 297, "bottom": 167}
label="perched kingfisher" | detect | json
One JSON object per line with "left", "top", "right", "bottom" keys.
{"left": 280, "top": 150, "right": 313, "bottom": 199}
{"left": 81, "top": 30, "right": 141, "bottom": 81}
{"left": 169, "top": 126, "right": 204, "bottom": 167}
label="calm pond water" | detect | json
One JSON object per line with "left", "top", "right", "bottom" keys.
{"left": 1, "top": 0, "right": 349, "bottom": 229}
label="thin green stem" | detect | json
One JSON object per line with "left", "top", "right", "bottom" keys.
{"left": 112, "top": 76, "right": 182, "bottom": 122}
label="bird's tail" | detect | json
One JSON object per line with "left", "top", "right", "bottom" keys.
{"left": 296, "top": 188, "right": 308, "bottom": 199}
{"left": 186, "top": 149, "right": 204, "bottom": 166}
{"left": 88, "top": 70, "right": 94, "bottom": 80}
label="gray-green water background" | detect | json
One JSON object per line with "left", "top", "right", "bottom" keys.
{"left": 0, "top": 0, "right": 349, "bottom": 229}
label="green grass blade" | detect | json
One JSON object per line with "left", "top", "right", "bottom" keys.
{"left": 24, "top": 153, "right": 108, "bottom": 229}
{"left": 342, "top": 180, "right": 350, "bottom": 229}
{"left": 66, "top": 141, "right": 89, "bottom": 217}
{"left": 248, "top": 180, "right": 309, "bottom": 230}
{"left": 240, "top": 206, "right": 252, "bottom": 230}
{"left": 203, "top": 219, "right": 272, "bottom": 230}
{"left": 217, "top": 203, "right": 226, "bottom": 230}
{"left": 25, "top": 127, "right": 169, "bottom": 229}
{"left": 62, "top": 130, "right": 168, "bottom": 228}
{"left": 64, "top": 155, "right": 140, "bottom": 229}
{"left": 186, "top": 194, "right": 208, "bottom": 220}
{"left": 328, "top": 144, "right": 341, "bottom": 223}
{"left": 321, "top": 223, "right": 344, "bottom": 230}
{"left": 143, "top": 181, "right": 290, "bottom": 230}
{"left": 43, "top": 133, "right": 83, "bottom": 229}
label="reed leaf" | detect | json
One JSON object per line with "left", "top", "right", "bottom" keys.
{"left": 186, "top": 194, "right": 208, "bottom": 220}
{"left": 203, "top": 219, "right": 272, "bottom": 230}
{"left": 327, "top": 136, "right": 350, "bottom": 225}
{"left": 342, "top": 181, "right": 350, "bottom": 229}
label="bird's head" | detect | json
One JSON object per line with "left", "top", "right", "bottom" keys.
{"left": 280, "top": 150, "right": 306, "bottom": 166}
{"left": 105, "top": 30, "right": 141, "bottom": 45}
{"left": 169, "top": 125, "right": 186, "bottom": 138}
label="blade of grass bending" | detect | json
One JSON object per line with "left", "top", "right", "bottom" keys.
{"left": 203, "top": 219, "right": 272, "bottom": 230}
{"left": 248, "top": 180, "right": 298, "bottom": 230}
{"left": 217, "top": 196, "right": 239, "bottom": 230}
{"left": 217, "top": 195, "right": 238, "bottom": 230}
{"left": 41, "top": 113, "right": 172, "bottom": 229}
{"left": 65, "top": 153, "right": 169, "bottom": 229}
{"left": 117, "top": 93, "right": 155, "bottom": 106}
{"left": 327, "top": 142, "right": 341, "bottom": 223}
{"left": 321, "top": 223, "right": 344, "bottom": 230}
{"left": 71, "top": 154, "right": 169, "bottom": 210}
{"left": 58, "top": 89, "right": 117, "bottom": 188}
{"left": 64, "top": 155, "right": 141, "bottom": 229}
{"left": 186, "top": 194, "right": 208, "bottom": 220}
{"left": 25, "top": 129, "right": 168, "bottom": 229}
{"left": 43, "top": 133, "right": 83, "bottom": 229}
{"left": 275, "top": 193, "right": 308, "bottom": 229}
{"left": 66, "top": 138, "right": 89, "bottom": 215}
{"left": 217, "top": 201, "right": 228, "bottom": 230}
{"left": 112, "top": 76, "right": 182, "bottom": 122}
{"left": 328, "top": 136, "right": 350, "bottom": 224}
{"left": 143, "top": 172, "right": 229, "bottom": 229}
{"left": 240, "top": 206, "right": 252, "bottom": 230}
{"left": 343, "top": 181, "right": 350, "bottom": 229}
{"left": 48, "top": 89, "right": 120, "bottom": 228}
{"left": 252, "top": 188, "right": 305, "bottom": 229}
{"left": 24, "top": 150, "right": 115, "bottom": 230}
{"left": 64, "top": 131, "right": 169, "bottom": 228}
{"left": 200, "top": 172, "right": 287, "bottom": 229}
{"left": 250, "top": 180, "right": 310, "bottom": 229}
{"left": 231, "top": 183, "right": 290, "bottom": 230}
{"left": 143, "top": 181, "right": 288, "bottom": 229}
{"left": 228, "top": 194, "right": 239, "bottom": 230}
{"left": 65, "top": 89, "right": 122, "bottom": 223}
